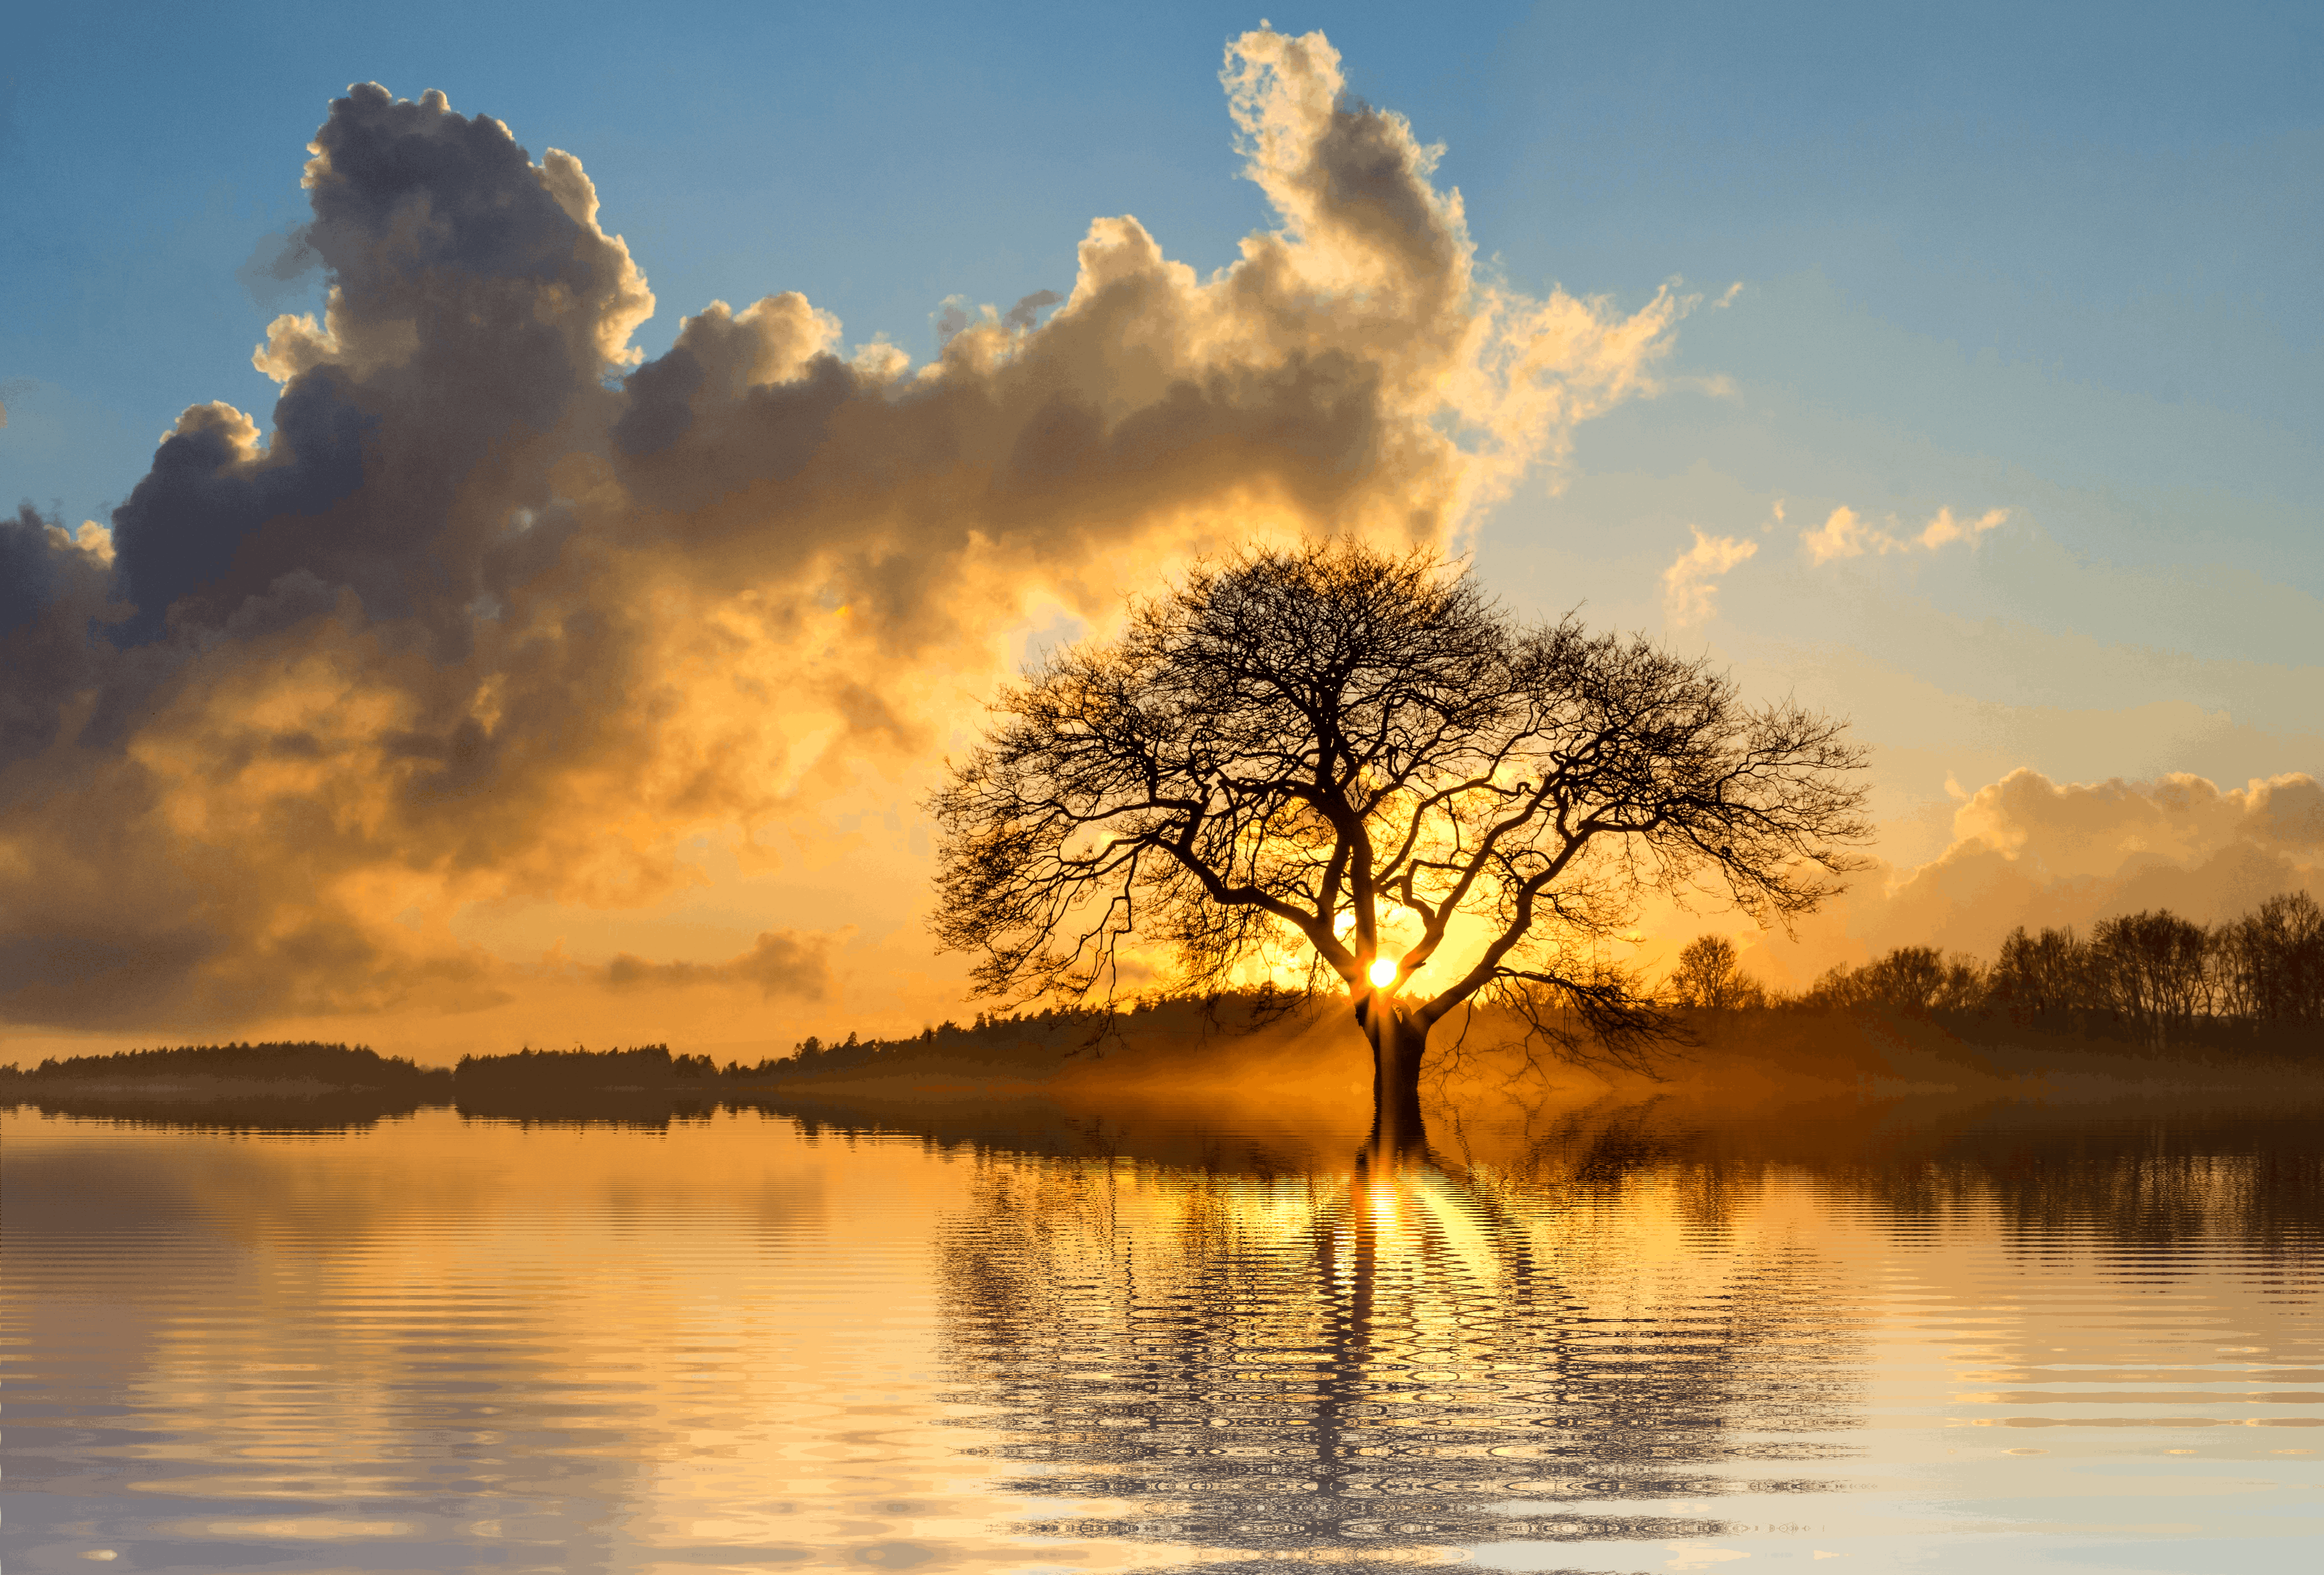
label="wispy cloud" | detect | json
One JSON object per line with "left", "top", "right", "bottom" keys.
{"left": 1801, "top": 504, "right": 2008, "bottom": 565}
{"left": 1914, "top": 505, "right": 2010, "bottom": 550}
{"left": 1661, "top": 527, "right": 1758, "bottom": 625}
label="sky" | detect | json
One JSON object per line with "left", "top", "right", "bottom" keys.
{"left": 2, "top": 1, "right": 2318, "bottom": 1064}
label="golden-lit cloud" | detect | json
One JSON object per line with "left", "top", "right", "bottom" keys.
{"left": 1800, "top": 503, "right": 2008, "bottom": 565}
{"left": 0, "top": 30, "right": 1688, "bottom": 1045}
{"left": 1660, "top": 527, "right": 1757, "bottom": 625}
{"left": 1747, "top": 768, "right": 2324, "bottom": 981}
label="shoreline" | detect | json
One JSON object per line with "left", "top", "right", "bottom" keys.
{"left": 8, "top": 1008, "right": 2318, "bottom": 1149}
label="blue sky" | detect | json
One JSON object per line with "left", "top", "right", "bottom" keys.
{"left": 10, "top": 1, "right": 2318, "bottom": 558}
{"left": 0, "top": 2, "right": 2317, "bottom": 1051}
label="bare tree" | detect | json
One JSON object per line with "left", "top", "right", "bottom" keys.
{"left": 928, "top": 540, "right": 1870, "bottom": 1152}
{"left": 1667, "top": 934, "right": 1766, "bottom": 1011}
{"left": 1809, "top": 945, "right": 1987, "bottom": 1014}
{"left": 2216, "top": 892, "right": 2324, "bottom": 1028}
{"left": 1991, "top": 924, "right": 2091, "bottom": 1018}
{"left": 2089, "top": 910, "right": 2214, "bottom": 1050}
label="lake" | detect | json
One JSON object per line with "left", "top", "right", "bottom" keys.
{"left": 5, "top": 1090, "right": 2320, "bottom": 1573}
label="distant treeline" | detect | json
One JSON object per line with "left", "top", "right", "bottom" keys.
{"left": 453, "top": 1044, "right": 719, "bottom": 1087}
{"left": 1, "top": 1041, "right": 728, "bottom": 1092}
{"left": 0, "top": 1028, "right": 1115, "bottom": 1129}
{"left": 728, "top": 1001, "right": 1129, "bottom": 1083}
{"left": 1671, "top": 891, "right": 2324, "bottom": 1049}
{"left": 0, "top": 1040, "right": 729, "bottom": 1108}
{"left": 0, "top": 1041, "right": 746, "bottom": 1129}
{"left": 1, "top": 1040, "right": 450, "bottom": 1089}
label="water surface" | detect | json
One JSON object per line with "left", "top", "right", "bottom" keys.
{"left": 5, "top": 1094, "right": 2320, "bottom": 1573}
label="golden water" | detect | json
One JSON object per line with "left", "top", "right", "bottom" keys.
{"left": 4, "top": 1098, "right": 2319, "bottom": 1572}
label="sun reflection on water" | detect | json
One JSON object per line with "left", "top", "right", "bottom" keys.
{"left": 3, "top": 1096, "right": 2320, "bottom": 1572}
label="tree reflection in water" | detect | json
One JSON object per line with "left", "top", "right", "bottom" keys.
{"left": 937, "top": 1141, "right": 1857, "bottom": 1562}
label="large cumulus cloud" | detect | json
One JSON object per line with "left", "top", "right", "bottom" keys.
{"left": 0, "top": 29, "right": 1688, "bottom": 1035}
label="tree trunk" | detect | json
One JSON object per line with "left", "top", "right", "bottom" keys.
{"left": 1364, "top": 1004, "right": 1431, "bottom": 1163}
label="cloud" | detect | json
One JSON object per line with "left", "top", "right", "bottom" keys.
{"left": 0, "top": 30, "right": 1690, "bottom": 1037}
{"left": 1661, "top": 527, "right": 1757, "bottom": 625}
{"left": 1799, "top": 505, "right": 1870, "bottom": 563}
{"left": 1801, "top": 503, "right": 2008, "bottom": 565}
{"left": 0, "top": 503, "right": 116, "bottom": 760}
{"left": 1757, "top": 768, "right": 2324, "bottom": 979}
{"left": 602, "top": 930, "right": 835, "bottom": 1000}
{"left": 1001, "top": 290, "right": 1060, "bottom": 332}
{"left": 236, "top": 225, "right": 322, "bottom": 309}
{"left": 1914, "top": 505, "right": 2009, "bottom": 550}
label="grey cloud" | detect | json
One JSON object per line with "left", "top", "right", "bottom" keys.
{"left": 1002, "top": 289, "right": 1061, "bottom": 331}
{"left": 106, "top": 384, "right": 372, "bottom": 644}
{"left": 104, "top": 81, "right": 653, "bottom": 662}
{"left": 307, "top": 85, "right": 628, "bottom": 311}
{"left": 0, "top": 503, "right": 115, "bottom": 760}
{"left": 1, "top": 502, "right": 72, "bottom": 635}
{"left": 610, "top": 345, "right": 707, "bottom": 457}
{"left": 236, "top": 224, "right": 321, "bottom": 308}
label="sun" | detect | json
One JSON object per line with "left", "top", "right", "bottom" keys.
{"left": 1368, "top": 956, "right": 1399, "bottom": 989}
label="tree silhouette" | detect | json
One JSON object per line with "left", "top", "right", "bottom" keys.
{"left": 2089, "top": 910, "right": 2215, "bottom": 1048}
{"left": 1808, "top": 944, "right": 1986, "bottom": 1014}
{"left": 2217, "top": 892, "right": 2324, "bottom": 1027}
{"left": 929, "top": 540, "right": 1868, "bottom": 1153}
{"left": 1666, "top": 934, "right": 1766, "bottom": 1010}
{"left": 1991, "top": 924, "right": 2090, "bottom": 1018}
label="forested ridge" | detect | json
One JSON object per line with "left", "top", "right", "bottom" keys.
{"left": 1671, "top": 892, "right": 2323, "bottom": 1050}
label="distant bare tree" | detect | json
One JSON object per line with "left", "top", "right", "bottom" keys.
{"left": 2089, "top": 910, "right": 2213, "bottom": 1049}
{"left": 929, "top": 540, "right": 1870, "bottom": 1153}
{"left": 1808, "top": 945, "right": 1985, "bottom": 1014}
{"left": 1666, "top": 934, "right": 1766, "bottom": 1010}
{"left": 2215, "top": 891, "right": 2324, "bottom": 1028}
{"left": 1990, "top": 924, "right": 2091, "bottom": 1018}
